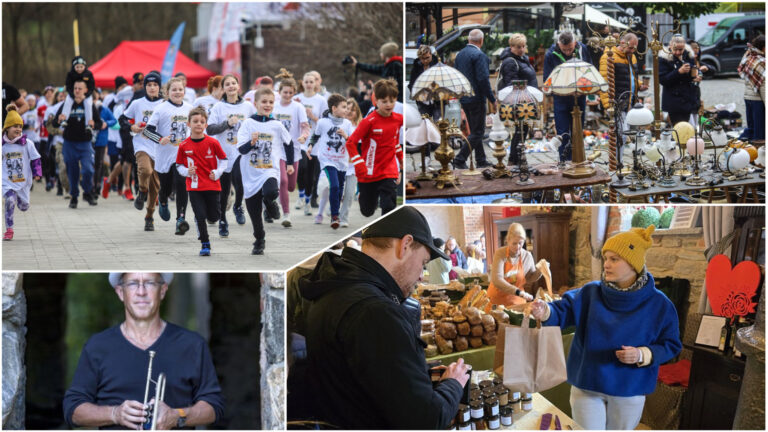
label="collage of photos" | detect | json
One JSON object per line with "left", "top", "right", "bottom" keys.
{"left": 1, "top": 1, "right": 766, "bottom": 432}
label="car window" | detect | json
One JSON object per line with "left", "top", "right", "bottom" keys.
{"left": 728, "top": 25, "right": 748, "bottom": 45}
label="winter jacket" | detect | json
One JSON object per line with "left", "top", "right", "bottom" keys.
{"left": 65, "top": 67, "right": 95, "bottom": 98}
{"left": 497, "top": 47, "right": 538, "bottom": 90}
{"left": 599, "top": 46, "right": 640, "bottom": 110}
{"left": 455, "top": 44, "right": 496, "bottom": 105}
{"left": 544, "top": 43, "right": 592, "bottom": 112}
{"left": 357, "top": 56, "right": 404, "bottom": 101}
{"left": 298, "top": 248, "right": 464, "bottom": 429}
{"left": 658, "top": 46, "right": 700, "bottom": 114}
{"left": 53, "top": 100, "right": 102, "bottom": 143}
{"left": 95, "top": 105, "right": 117, "bottom": 148}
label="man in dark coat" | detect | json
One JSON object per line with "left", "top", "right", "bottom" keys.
{"left": 453, "top": 29, "right": 496, "bottom": 169}
{"left": 296, "top": 207, "right": 469, "bottom": 429}
{"left": 352, "top": 42, "right": 404, "bottom": 102}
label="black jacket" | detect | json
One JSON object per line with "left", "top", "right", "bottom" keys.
{"left": 65, "top": 67, "right": 95, "bottom": 98}
{"left": 357, "top": 56, "right": 404, "bottom": 102}
{"left": 658, "top": 47, "right": 699, "bottom": 114}
{"left": 298, "top": 248, "right": 463, "bottom": 429}
{"left": 408, "top": 55, "right": 439, "bottom": 93}
{"left": 497, "top": 47, "right": 538, "bottom": 90}
{"left": 455, "top": 44, "right": 496, "bottom": 105}
{"left": 53, "top": 100, "right": 102, "bottom": 142}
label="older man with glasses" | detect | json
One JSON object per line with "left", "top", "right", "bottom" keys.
{"left": 599, "top": 33, "right": 649, "bottom": 128}
{"left": 63, "top": 273, "right": 224, "bottom": 430}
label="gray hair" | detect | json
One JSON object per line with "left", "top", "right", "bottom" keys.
{"left": 669, "top": 35, "right": 686, "bottom": 48}
{"left": 621, "top": 33, "right": 638, "bottom": 43}
{"left": 558, "top": 31, "right": 574, "bottom": 45}
{"left": 468, "top": 29, "right": 484, "bottom": 43}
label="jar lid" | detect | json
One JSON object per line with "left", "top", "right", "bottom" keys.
{"left": 479, "top": 380, "right": 493, "bottom": 389}
{"left": 484, "top": 396, "right": 499, "bottom": 405}
{"left": 457, "top": 404, "right": 469, "bottom": 413}
{"left": 469, "top": 400, "right": 483, "bottom": 409}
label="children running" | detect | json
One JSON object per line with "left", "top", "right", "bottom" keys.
{"left": 3, "top": 106, "right": 42, "bottom": 240}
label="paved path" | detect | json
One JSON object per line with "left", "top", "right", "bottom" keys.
{"left": 3, "top": 182, "right": 380, "bottom": 271}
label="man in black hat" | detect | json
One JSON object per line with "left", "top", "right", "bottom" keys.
{"left": 294, "top": 206, "right": 469, "bottom": 429}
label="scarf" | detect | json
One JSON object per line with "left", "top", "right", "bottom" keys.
{"left": 601, "top": 266, "right": 649, "bottom": 292}
{"left": 2, "top": 133, "right": 26, "bottom": 146}
{"left": 738, "top": 47, "right": 765, "bottom": 93}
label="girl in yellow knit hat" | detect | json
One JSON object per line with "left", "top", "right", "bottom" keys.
{"left": 3, "top": 105, "right": 42, "bottom": 240}
{"left": 531, "top": 225, "right": 682, "bottom": 430}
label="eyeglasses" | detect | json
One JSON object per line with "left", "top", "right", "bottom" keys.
{"left": 121, "top": 280, "right": 161, "bottom": 290}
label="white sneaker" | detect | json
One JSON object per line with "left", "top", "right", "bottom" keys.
{"left": 314, "top": 214, "right": 323, "bottom": 224}
{"left": 304, "top": 202, "right": 312, "bottom": 216}
{"left": 281, "top": 214, "right": 292, "bottom": 228}
{"left": 340, "top": 220, "right": 349, "bottom": 228}
{"left": 294, "top": 197, "right": 303, "bottom": 210}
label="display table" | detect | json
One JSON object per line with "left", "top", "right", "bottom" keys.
{"left": 407, "top": 165, "right": 611, "bottom": 201}
{"left": 504, "top": 392, "right": 582, "bottom": 430}
{"left": 609, "top": 171, "right": 765, "bottom": 203}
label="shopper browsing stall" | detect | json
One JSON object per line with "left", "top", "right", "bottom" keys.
{"left": 531, "top": 225, "right": 682, "bottom": 430}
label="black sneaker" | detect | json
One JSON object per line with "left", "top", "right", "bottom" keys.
{"left": 219, "top": 219, "right": 229, "bottom": 237}
{"left": 134, "top": 190, "right": 147, "bottom": 210}
{"left": 265, "top": 199, "right": 280, "bottom": 221}
{"left": 144, "top": 217, "right": 154, "bottom": 231}
{"left": 264, "top": 208, "right": 274, "bottom": 224}
{"left": 175, "top": 217, "right": 189, "bottom": 235}
{"left": 251, "top": 239, "right": 265, "bottom": 255}
{"left": 56, "top": 184, "right": 63, "bottom": 196}
{"left": 233, "top": 205, "right": 246, "bottom": 225}
{"left": 69, "top": 197, "right": 78, "bottom": 209}
{"left": 84, "top": 193, "right": 98, "bottom": 206}
{"left": 310, "top": 196, "right": 319, "bottom": 208}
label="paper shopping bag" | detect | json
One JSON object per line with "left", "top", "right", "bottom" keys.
{"left": 493, "top": 314, "right": 567, "bottom": 393}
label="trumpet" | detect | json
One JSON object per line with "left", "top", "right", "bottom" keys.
{"left": 143, "top": 351, "right": 167, "bottom": 430}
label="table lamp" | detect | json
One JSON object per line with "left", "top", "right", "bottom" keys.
{"left": 500, "top": 80, "right": 539, "bottom": 185}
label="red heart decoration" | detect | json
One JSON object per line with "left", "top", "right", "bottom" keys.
{"left": 705, "top": 254, "right": 760, "bottom": 319}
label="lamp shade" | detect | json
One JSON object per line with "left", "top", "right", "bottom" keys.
{"left": 499, "top": 81, "right": 540, "bottom": 121}
{"left": 673, "top": 122, "right": 695, "bottom": 146}
{"left": 727, "top": 148, "right": 750, "bottom": 171}
{"left": 405, "top": 104, "right": 422, "bottom": 128}
{"left": 686, "top": 137, "right": 705, "bottom": 156}
{"left": 411, "top": 63, "right": 474, "bottom": 102}
{"left": 658, "top": 130, "right": 676, "bottom": 152}
{"left": 626, "top": 103, "right": 654, "bottom": 127}
{"left": 541, "top": 58, "right": 609, "bottom": 96}
{"left": 489, "top": 114, "right": 509, "bottom": 141}
{"left": 709, "top": 126, "right": 728, "bottom": 147}
{"left": 645, "top": 144, "right": 663, "bottom": 163}
{"left": 405, "top": 118, "right": 441, "bottom": 147}
{"left": 756, "top": 146, "right": 765, "bottom": 166}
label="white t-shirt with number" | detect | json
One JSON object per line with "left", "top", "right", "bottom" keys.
{"left": 208, "top": 99, "right": 256, "bottom": 173}
{"left": 145, "top": 100, "right": 194, "bottom": 173}
{"left": 272, "top": 100, "right": 308, "bottom": 153}
{"left": 314, "top": 116, "right": 353, "bottom": 172}
{"left": 123, "top": 97, "right": 164, "bottom": 159}
{"left": 193, "top": 95, "right": 220, "bottom": 116}
{"left": 2, "top": 139, "right": 41, "bottom": 204}
{"left": 236, "top": 118, "right": 290, "bottom": 199}
{"left": 295, "top": 93, "right": 327, "bottom": 156}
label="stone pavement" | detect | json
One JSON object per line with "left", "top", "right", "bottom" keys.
{"left": 3, "top": 182, "right": 382, "bottom": 271}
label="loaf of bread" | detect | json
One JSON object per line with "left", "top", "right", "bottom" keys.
{"left": 457, "top": 321, "right": 471, "bottom": 336}
{"left": 481, "top": 313, "right": 496, "bottom": 332}
{"left": 482, "top": 331, "right": 497, "bottom": 346}
{"left": 471, "top": 324, "right": 484, "bottom": 337}
{"left": 465, "top": 307, "right": 482, "bottom": 325}
{"left": 425, "top": 344, "right": 438, "bottom": 357}
{"left": 469, "top": 336, "right": 483, "bottom": 348}
{"left": 439, "top": 321, "right": 458, "bottom": 339}
{"left": 455, "top": 336, "right": 469, "bottom": 352}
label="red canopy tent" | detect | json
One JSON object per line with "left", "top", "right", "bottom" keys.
{"left": 89, "top": 41, "right": 216, "bottom": 89}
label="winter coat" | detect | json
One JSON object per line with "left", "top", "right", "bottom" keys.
{"left": 658, "top": 46, "right": 700, "bottom": 114}
{"left": 497, "top": 47, "right": 538, "bottom": 90}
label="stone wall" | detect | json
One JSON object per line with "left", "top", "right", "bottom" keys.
{"left": 261, "top": 273, "right": 285, "bottom": 431}
{"left": 570, "top": 207, "right": 593, "bottom": 288}
{"left": 2, "top": 273, "right": 25, "bottom": 430}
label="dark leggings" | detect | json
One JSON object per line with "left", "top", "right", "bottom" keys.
{"left": 297, "top": 150, "right": 315, "bottom": 196}
{"left": 358, "top": 178, "right": 398, "bottom": 217}
{"left": 35, "top": 138, "right": 52, "bottom": 182}
{"left": 93, "top": 145, "right": 106, "bottom": 191}
{"left": 158, "top": 170, "right": 188, "bottom": 219}
{"left": 309, "top": 157, "right": 320, "bottom": 201}
{"left": 189, "top": 190, "right": 220, "bottom": 243}
{"left": 109, "top": 153, "right": 123, "bottom": 190}
{"left": 244, "top": 177, "right": 279, "bottom": 241}
{"left": 219, "top": 156, "right": 243, "bottom": 222}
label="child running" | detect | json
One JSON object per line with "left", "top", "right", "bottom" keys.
{"left": 339, "top": 97, "right": 363, "bottom": 227}
{"left": 143, "top": 76, "right": 194, "bottom": 234}
{"left": 236, "top": 87, "right": 295, "bottom": 255}
{"left": 175, "top": 107, "right": 227, "bottom": 256}
{"left": 272, "top": 77, "right": 309, "bottom": 227}
{"left": 345, "top": 79, "right": 403, "bottom": 217}
{"left": 294, "top": 72, "right": 328, "bottom": 215}
{"left": 3, "top": 106, "right": 42, "bottom": 240}
{"left": 306, "top": 94, "right": 353, "bottom": 229}
{"left": 206, "top": 74, "right": 254, "bottom": 236}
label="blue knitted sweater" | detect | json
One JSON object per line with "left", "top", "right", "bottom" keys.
{"left": 544, "top": 273, "right": 681, "bottom": 396}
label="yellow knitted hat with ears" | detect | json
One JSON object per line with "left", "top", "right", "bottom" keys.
{"left": 3, "top": 105, "right": 23, "bottom": 132}
{"left": 602, "top": 225, "right": 655, "bottom": 273}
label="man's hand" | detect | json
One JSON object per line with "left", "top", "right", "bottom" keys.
{"left": 150, "top": 399, "right": 179, "bottom": 430}
{"left": 287, "top": 164, "right": 295, "bottom": 175}
{"left": 530, "top": 299, "right": 548, "bottom": 320}
{"left": 113, "top": 400, "right": 146, "bottom": 430}
{"left": 440, "top": 358, "right": 470, "bottom": 387}
{"left": 700, "top": 65, "right": 710, "bottom": 73}
{"left": 58, "top": 114, "right": 66, "bottom": 123}
{"left": 616, "top": 345, "right": 641, "bottom": 364}
{"left": 678, "top": 63, "right": 691, "bottom": 75}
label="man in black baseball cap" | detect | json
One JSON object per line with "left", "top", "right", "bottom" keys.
{"left": 293, "top": 206, "right": 468, "bottom": 429}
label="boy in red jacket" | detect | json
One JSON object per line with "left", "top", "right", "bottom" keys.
{"left": 345, "top": 79, "right": 403, "bottom": 216}
{"left": 175, "top": 107, "right": 228, "bottom": 256}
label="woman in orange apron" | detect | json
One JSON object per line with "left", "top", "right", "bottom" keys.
{"left": 487, "top": 222, "right": 542, "bottom": 306}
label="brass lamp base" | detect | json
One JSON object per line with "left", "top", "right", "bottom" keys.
{"left": 562, "top": 165, "right": 596, "bottom": 179}
{"left": 462, "top": 167, "right": 483, "bottom": 176}
{"left": 433, "top": 119, "right": 462, "bottom": 189}
{"left": 435, "top": 170, "right": 462, "bottom": 189}
{"left": 685, "top": 176, "right": 708, "bottom": 186}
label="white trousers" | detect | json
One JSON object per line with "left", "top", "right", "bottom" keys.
{"left": 570, "top": 386, "right": 645, "bottom": 430}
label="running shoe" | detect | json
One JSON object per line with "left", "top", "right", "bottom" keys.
{"left": 134, "top": 190, "right": 147, "bottom": 210}
{"left": 233, "top": 205, "right": 246, "bottom": 225}
{"left": 294, "top": 197, "right": 303, "bottom": 210}
{"left": 264, "top": 208, "right": 274, "bottom": 224}
{"left": 158, "top": 203, "right": 171, "bottom": 221}
{"left": 144, "top": 217, "right": 154, "bottom": 231}
{"left": 200, "top": 242, "right": 211, "bottom": 256}
{"left": 340, "top": 220, "right": 350, "bottom": 228}
{"left": 219, "top": 220, "right": 229, "bottom": 237}
{"left": 175, "top": 217, "right": 189, "bottom": 235}
{"left": 331, "top": 216, "right": 340, "bottom": 230}
{"left": 314, "top": 214, "right": 323, "bottom": 224}
{"left": 281, "top": 214, "right": 292, "bottom": 228}
{"left": 84, "top": 193, "right": 98, "bottom": 206}
{"left": 123, "top": 188, "right": 134, "bottom": 201}
{"left": 252, "top": 239, "right": 265, "bottom": 255}
{"left": 303, "top": 202, "right": 312, "bottom": 216}
{"left": 69, "top": 197, "right": 78, "bottom": 209}
{"left": 265, "top": 199, "right": 280, "bottom": 221}
{"left": 101, "top": 178, "right": 110, "bottom": 198}
{"left": 3, "top": 228, "right": 13, "bottom": 241}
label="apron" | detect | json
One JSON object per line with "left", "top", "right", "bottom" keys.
{"left": 487, "top": 247, "right": 527, "bottom": 306}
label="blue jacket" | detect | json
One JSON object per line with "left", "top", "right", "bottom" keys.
{"left": 454, "top": 44, "right": 496, "bottom": 105}
{"left": 543, "top": 42, "right": 592, "bottom": 112}
{"left": 544, "top": 273, "right": 681, "bottom": 397}
{"left": 95, "top": 105, "right": 117, "bottom": 148}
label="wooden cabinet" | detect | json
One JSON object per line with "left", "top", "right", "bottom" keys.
{"left": 682, "top": 345, "right": 745, "bottom": 430}
{"left": 485, "top": 211, "right": 571, "bottom": 294}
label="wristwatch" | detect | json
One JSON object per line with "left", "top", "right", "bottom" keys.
{"left": 176, "top": 409, "right": 187, "bottom": 428}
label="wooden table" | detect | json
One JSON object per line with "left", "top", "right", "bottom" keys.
{"left": 406, "top": 165, "right": 611, "bottom": 202}
{"left": 610, "top": 171, "right": 765, "bottom": 203}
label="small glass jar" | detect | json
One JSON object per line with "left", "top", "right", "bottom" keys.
{"left": 470, "top": 389, "right": 482, "bottom": 402}
{"left": 500, "top": 406, "right": 514, "bottom": 426}
{"left": 511, "top": 392, "right": 521, "bottom": 410}
{"left": 458, "top": 421, "right": 472, "bottom": 431}
{"left": 481, "top": 389, "right": 495, "bottom": 400}
{"left": 521, "top": 394, "right": 533, "bottom": 411}
{"left": 479, "top": 380, "right": 494, "bottom": 390}
{"left": 469, "top": 400, "right": 484, "bottom": 420}
{"left": 484, "top": 397, "right": 499, "bottom": 417}
{"left": 495, "top": 387, "right": 509, "bottom": 406}
{"left": 456, "top": 404, "right": 470, "bottom": 424}
{"left": 473, "top": 417, "right": 487, "bottom": 430}
{"left": 487, "top": 414, "right": 500, "bottom": 430}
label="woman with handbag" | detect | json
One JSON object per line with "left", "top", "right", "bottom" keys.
{"left": 531, "top": 225, "right": 681, "bottom": 430}
{"left": 487, "top": 223, "right": 544, "bottom": 306}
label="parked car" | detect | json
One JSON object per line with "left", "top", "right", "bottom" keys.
{"left": 698, "top": 14, "right": 765, "bottom": 76}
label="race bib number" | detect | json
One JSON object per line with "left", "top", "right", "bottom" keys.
{"left": 5, "top": 151, "right": 25, "bottom": 183}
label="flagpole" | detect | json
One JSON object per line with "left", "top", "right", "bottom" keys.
{"left": 73, "top": 19, "right": 80, "bottom": 56}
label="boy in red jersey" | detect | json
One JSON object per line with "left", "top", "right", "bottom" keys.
{"left": 175, "top": 107, "right": 228, "bottom": 256}
{"left": 345, "top": 79, "right": 403, "bottom": 217}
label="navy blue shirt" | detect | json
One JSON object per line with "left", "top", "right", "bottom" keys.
{"left": 63, "top": 322, "right": 224, "bottom": 429}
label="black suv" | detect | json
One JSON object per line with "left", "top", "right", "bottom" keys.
{"left": 698, "top": 15, "right": 765, "bottom": 76}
